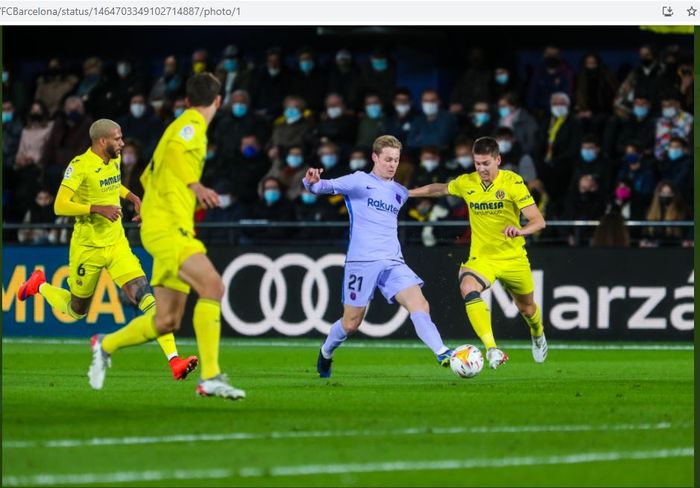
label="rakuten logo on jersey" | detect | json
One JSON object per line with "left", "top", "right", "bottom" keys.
{"left": 367, "top": 198, "right": 399, "bottom": 215}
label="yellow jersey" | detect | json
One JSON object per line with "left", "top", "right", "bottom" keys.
{"left": 140, "top": 108, "right": 207, "bottom": 233}
{"left": 447, "top": 169, "right": 535, "bottom": 260}
{"left": 60, "top": 147, "right": 124, "bottom": 247}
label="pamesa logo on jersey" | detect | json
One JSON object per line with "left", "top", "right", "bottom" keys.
{"left": 469, "top": 201, "right": 505, "bottom": 211}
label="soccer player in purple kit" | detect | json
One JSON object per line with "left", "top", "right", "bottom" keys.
{"left": 303, "top": 135, "right": 452, "bottom": 378}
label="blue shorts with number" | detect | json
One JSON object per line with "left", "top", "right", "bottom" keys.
{"left": 342, "top": 259, "right": 424, "bottom": 307}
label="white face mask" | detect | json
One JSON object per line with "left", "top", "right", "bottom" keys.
{"left": 456, "top": 155, "right": 473, "bottom": 168}
{"left": 422, "top": 102, "right": 439, "bottom": 116}
{"left": 349, "top": 158, "right": 367, "bottom": 171}
{"left": 662, "top": 107, "right": 677, "bottom": 119}
{"left": 117, "top": 62, "right": 131, "bottom": 78}
{"left": 327, "top": 106, "right": 342, "bottom": 119}
{"left": 394, "top": 103, "right": 411, "bottom": 116}
{"left": 130, "top": 103, "right": 146, "bottom": 118}
{"left": 421, "top": 159, "right": 439, "bottom": 172}
{"left": 218, "top": 194, "right": 232, "bottom": 209}
{"left": 551, "top": 105, "right": 568, "bottom": 118}
{"left": 497, "top": 140, "right": 513, "bottom": 154}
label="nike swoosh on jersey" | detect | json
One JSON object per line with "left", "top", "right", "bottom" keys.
{"left": 366, "top": 186, "right": 375, "bottom": 189}
{"left": 95, "top": 168, "right": 102, "bottom": 173}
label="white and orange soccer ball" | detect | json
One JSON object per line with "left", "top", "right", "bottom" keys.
{"left": 449, "top": 344, "right": 484, "bottom": 378}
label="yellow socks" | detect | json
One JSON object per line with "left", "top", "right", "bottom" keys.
{"left": 522, "top": 304, "right": 544, "bottom": 337}
{"left": 102, "top": 312, "right": 158, "bottom": 354}
{"left": 38, "top": 283, "right": 85, "bottom": 319}
{"left": 193, "top": 298, "right": 222, "bottom": 379}
{"left": 465, "top": 294, "right": 497, "bottom": 350}
{"left": 137, "top": 293, "right": 179, "bottom": 360}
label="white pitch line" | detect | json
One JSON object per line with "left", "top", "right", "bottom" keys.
{"left": 2, "top": 447, "right": 693, "bottom": 486}
{"left": 4, "top": 421, "right": 691, "bottom": 450}
{"left": 1, "top": 337, "right": 694, "bottom": 351}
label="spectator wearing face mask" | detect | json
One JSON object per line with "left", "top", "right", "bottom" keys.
{"left": 210, "top": 89, "right": 270, "bottom": 166}
{"left": 459, "top": 100, "right": 496, "bottom": 141}
{"left": 658, "top": 137, "right": 693, "bottom": 204}
{"left": 444, "top": 139, "right": 474, "bottom": 178}
{"left": 270, "top": 95, "right": 314, "bottom": 160}
{"left": 76, "top": 56, "right": 113, "bottom": 118}
{"left": 251, "top": 47, "right": 291, "bottom": 120}
{"left": 40, "top": 96, "right": 93, "bottom": 189}
{"left": 616, "top": 144, "right": 657, "bottom": 217}
{"left": 449, "top": 48, "right": 491, "bottom": 119}
{"left": 309, "top": 93, "right": 357, "bottom": 152}
{"left": 407, "top": 89, "right": 458, "bottom": 154}
{"left": 654, "top": 94, "right": 693, "bottom": 161}
{"left": 288, "top": 46, "right": 326, "bottom": 112}
{"left": 385, "top": 87, "right": 418, "bottom": 145}
{"left": 404, "top": 197, "right": 435, "bottom": 246}
{"left": 355, "top": 93, "right": 387, "bottom": 151}
{"left": 573, "top": 53, "right": 618, "bottom": 140}
{"left": 264, "top": 144, "right": 309, "bottom": 202}
{"left": 641, "top": 180, "right": 691, "bottom": 247}
{"left": 109, "top": 56, "right": 148, "bottom": 118}
{"left": 495, "top": 127, "right": 537, "bottom": 183}
{"left": 215, "top": 44, "right": 253, "bottom": 107}
{"left": 15, "top": 100, "right": 53, "bottom": 171}
{"left": 171, "top": 96, "right": 188, "bottom": 121}
{"left": 188, "top": 49, "right": 211, "bottom": 77}
{"left": 245, "top": 176, "right": 297, "bottom": 242}
{"left": 410, "top": 146, "right": 450, "bottom": 189}
{"left": 614, "top": 44, "right": 664, "bottom": 118}
{"left": 527, "top": 46, "right": 574, "bottom": 118}
{"left": 34, "top": 58, "right": 79, "bottom": 116}
{"left": 2, "top": 100, "right": 23, "bottom": 169}
{"left": 116, "top": 93, "right": 164, "bottom": 161}
{"left": 356, "top": 46, "right": 396, "bottom": 113}
{"left": 489, "top": 64, "right": 523, "bottom": 105}
{"left": 149, "top": 55, "right": 184, "bottom": 106}
{"left": 315, "top": 142, "right": 346, "bottom": 179}
{"left": 327, "top": 49, "right": 361, "bottom": 111}
{"left": 496, "top": 92, "right": 538, "bottom": 157}
{"left": 17, "top": 188, "right": 61, "bottom": 245}
{"left": 347, "top": 148, "right": 369, "bottom": 173}
{"left": 564, "top": 174, "right": 607, "bottom": 246}
{"left": 294, "top": 185, "right": 344, "bottom": 242}
{"left": 2, "top": 65, "right": 29, "bottom": 117}
{"left": 603, "top": 93, "right": 656, "bottom": 159}
{"left": 568, "top": 134, "right": 611, "bottom": 197}
{"left": 536, "top": 92, "right": 582, "bottom": 215}
{"left": 228, "top": 134, "right": 272, "bottom": 205}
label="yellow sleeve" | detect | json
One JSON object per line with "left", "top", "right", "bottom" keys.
{"left": 447, "top": 175, "right": 465, "bottom": 196}
{"left": 163, "top": 141, "right": 199, "bottom": 186}
{"left": 510, "top": 176, "right": 535, "bottom": 209}
{"left": 54, "top": 184, "right": 90, "bottom": 216}
{"left": 119, "top": 186, "right": 131, "bottom": 199}
{"left": 60, "top": 160, "right": 86, "bottom": 193}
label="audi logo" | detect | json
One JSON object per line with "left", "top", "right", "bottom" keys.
{"left": 221, "top": 253, "right": 409, "bottom": 336}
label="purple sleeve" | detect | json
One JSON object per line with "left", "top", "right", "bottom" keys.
{"left": 304, "top": 173, "right": 359, "bottom": 196}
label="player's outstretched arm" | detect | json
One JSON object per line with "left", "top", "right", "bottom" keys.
{"left": 408, "top": 183, "right": 449, "bottom": 198}
{"left": 503, "top": 204, "right": 546, "bottom": 238}
{"left": 54, "top": 184, "right": 121, "bottom": 222}
{"left": 302, "top": 167, "right": 337, "bottom": 195}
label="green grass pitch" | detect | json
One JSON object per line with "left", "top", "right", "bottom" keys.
{"left": 2, "top": 339, "right": 694, "bottom": 487}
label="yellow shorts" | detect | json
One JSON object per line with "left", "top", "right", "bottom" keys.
{"left": 461, "top": 254, "right": 534, "bottom": 296}
{"left": 140, "top": 225, "right": 207, "bottom": 294}
{"left": 68, "top": 235, "right": 145, "bottom": 298}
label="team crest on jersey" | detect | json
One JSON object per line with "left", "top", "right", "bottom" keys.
{"left": 395, "top": 194, "right": 402, "bottom": 204}
{"left": 495, "top": 189, "right": 506, "bottom": 200}
{"left": 63, "top": 166, "right": 73, "bottom": 179}
{"left": 179, "top": 125, "right": 195, "bottom": 141}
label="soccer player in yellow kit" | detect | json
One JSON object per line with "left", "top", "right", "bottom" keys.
{"left": 87, "top": 73, "right": 245, "bottom": 400}
{"left": 17, "top": 119, "right": 198, "bottom": 383}
{"left": 409, "top": 136, "right": 548, "bottom": 369}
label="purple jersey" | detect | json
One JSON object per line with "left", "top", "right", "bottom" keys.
{"left": 304, "top": 171, "right": 408, "bottom": 262}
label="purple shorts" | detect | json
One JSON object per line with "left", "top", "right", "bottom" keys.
{"left": 342, "top": 260, "right": 424, "bottom": 307}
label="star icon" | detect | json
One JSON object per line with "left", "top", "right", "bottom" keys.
{"left": 688, "top": 6, "right": 697, "bottom": 15}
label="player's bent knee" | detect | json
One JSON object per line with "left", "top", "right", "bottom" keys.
{"left": 519, "top": 303, "right": 536, "bottom": 317}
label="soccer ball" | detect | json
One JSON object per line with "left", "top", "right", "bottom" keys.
{"left": 449, "top": 344, "right": 484, "bottom": 378}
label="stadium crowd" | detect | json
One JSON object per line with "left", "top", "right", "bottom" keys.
{"left": 2, "top": 42, "right": 694, "bottom": 247}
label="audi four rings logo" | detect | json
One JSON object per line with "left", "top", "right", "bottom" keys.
{"left": 221, "top": 253, "right": 409, "bottom": 337}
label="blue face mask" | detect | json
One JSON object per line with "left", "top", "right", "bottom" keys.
{"left": 2, "top": 71, "right": 8, "bottom": 84}
{"left": 2, "top": 111, "right": 13, "bottom": 124}
{"left": 623, "top": 153, "right": 640, "bottom": 164}
{"left": 299, "top": 59, "right": 314, "bottom": 74}
{"left": 371, "top": 58, "right": 388, "bottom": 72}
{"left": 285, "top": 107, "right": 301, "bottom": 124}
{"left": 580, "top": 148, "right": 597, "bottom": 162}
{"left": 301, "top": 193, "right": 317, "bottom": 205}
{"left": 286, "top": 154, "right": 303, "bottom": 168}
{"left": 242, "top": 145, "right": 259, "bottom": 158}
{"left": 495, "top": 73, "right": 509, "bottom": 85}
{"left": 174, "top": 108, "right": 185, "bottom": 118}
{"left": 366, "top": 104, "right": 382, "bottom": 119}
{"left": 632, "top": 105, "right": 649, "bottom": 119}
{"left": 232, "top": 103, "right": 248, "bottom": 117}
{"left": 498, "top": 106, "right": 512, "bottom": 118}
{"left": 473, "top": 112, "right": 490, "bottom": 126}
{"left": 205, "top": 150, "right": 215, "bottom": 161}
{"left": 263, "top": 189, "right": 281, "bottom": 204}
{"left": 667, "top": 148, "right": 684, "bottom": 161}
{"left": 320, "top": 154, "right": 338, "bottom": 169}
{"left": 223, "top": 59, "right": 238, "bottom": 72}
